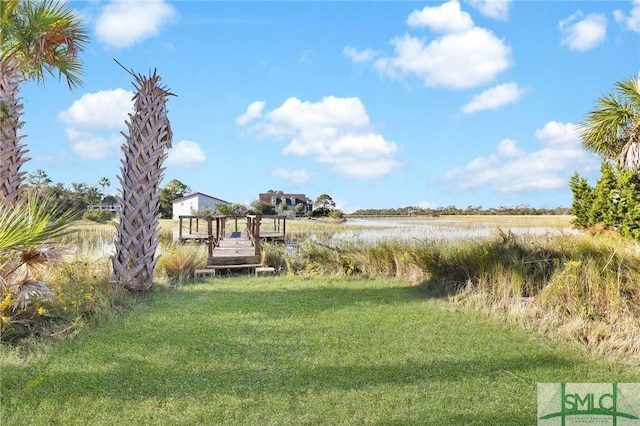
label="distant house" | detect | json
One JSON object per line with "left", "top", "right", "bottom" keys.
{"left": 259, "top": 193, "right": 313, "bottom": 216}
{"left": 171, "top": 192, "right": 230, "bottom": 219}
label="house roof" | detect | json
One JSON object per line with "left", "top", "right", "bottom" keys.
{"left": 172, "top": 192, "right": 230, "bottom": 204}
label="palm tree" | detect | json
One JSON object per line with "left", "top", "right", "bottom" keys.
{"left": 98, "top": 177, "right": 110, "bottom": 201}
{"left": 111, "top": 66, "right": 174, "bottom": 292}
{"left": 578, "top": 73, "right": 640, "bottom": 172}
{"left": 0, "top": 0, "right": 88, "bottom": 204}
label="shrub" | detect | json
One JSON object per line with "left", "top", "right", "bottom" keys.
{"left": 156, "top": 243, "right": 208, "bottom": 284}
{"left": 328, "top": 209, "right": 344, "bottom": 219}
{"left": 570, "top": 163, "right": 640, "bottom": 239}
{"left": 82, "top": 210, "right": 114, "bottom": 224}
{"left": 260, "top": 241, "right": 286, "bottom": 272}
{"left": 0, "top": 197, "right": 77, "bottom": 342}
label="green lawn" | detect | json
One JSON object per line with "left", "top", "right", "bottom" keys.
{"left": 2, "top": 277, "right": 638, "bottom": 425}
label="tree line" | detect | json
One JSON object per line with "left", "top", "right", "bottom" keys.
{"left": 350, "top": 205, "right": 571, "bottom": 217}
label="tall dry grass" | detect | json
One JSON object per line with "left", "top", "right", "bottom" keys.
{"left": 155, "top": 242, "right": 208, "bottom": 285}
{"left": 289, "top": 229, "right": 640, "bottom": 365}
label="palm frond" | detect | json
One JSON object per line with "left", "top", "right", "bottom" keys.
{"left": 8, "top": 280, "right": 54, "bottom": 311}
{"left": 0, "top": 195, "right": 78, "bottom": 251}
{"left": 579, "top": 73, "right": 640, "bottom": 171}
{"left": 3, "top": 0, "right": 88, "bottom": 88}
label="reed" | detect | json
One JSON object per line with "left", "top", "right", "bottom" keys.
{"left": 155, "top": 242, "right": 208, "bottom": 285}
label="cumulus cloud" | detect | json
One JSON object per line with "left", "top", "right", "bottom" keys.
{"left": 65, "top": 130, "right": 122, "bottom": 160}
{"left": 614, "top": 0, "right": 640, "bottom": 32}
{"left": 95, "top": 0, "right": 176, "bottom": 49}
{"left": 407, "top": 0, "right": 474, "bottom": 33}
{"left": 271, "top": 168, "right": 313, "bottom": 184}
{"left": 375, "top": 29, "right": 511, "bottom": 89}
{"left": 166, "top": 140, "right": 206, "bottom": 167}
{"left": 468, "top": 0, "right": 512, "bottom": 21}
{"left": 559, "top": 11, "right": 607, "bottom": 51}
{"left": 237, "top": 96, "right": 402, "bottom": 179}
{"left": 442, "top": 121, "right": 599, "bottom": 193}
{"left": 461, "top": 82, "right": 526, "bottom": 113}
{"left": 343, "top": 46, "right": 380, "bottom": 63}
{"left": 58, "top": 89, "right": 133, "bottom": 159}
{"left": 236, "top": 101, "right": 266, "bottom": 126}
{"left": 351, "top": 0, "right": 511, "bottom": 90}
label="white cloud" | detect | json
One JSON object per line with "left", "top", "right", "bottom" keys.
{"left": 58, "top": 89, "right": 133, "bottom": 129}
{"left": 239, "top": 96, "right": 402, "bottom": 179}
{"left": 271, "top": 168, "right": 313, "bottom": 184}
{"left": 264, "top": 96, "right": 369, "bottom": 137}
{"left": 343, "top": 46, "right": 379, "bottom": 63}
{"left": 66, "top": 129, "right": 122, "bottom": 160}
{"left": 346, "top": 0, "right": 511, "bottom": 90}
{"left": 442, "top": 121, "right": 598, "bottom": 193}
{"left": 407, "top": 0, "right": 474, "bottom": 33}
{"left": 534, "top": 121, "right": 581, "bottom": 147}
{"left": 375, "top": 29, "right": 511, "bottom": 89}
{"left": 468, "top": 0, "right": 512, "bottom": 21}
{"left": 166, "top": 140, "right": 206, "bottom": 167}
{"left": 559, "top": 12, "right": 607, "bottom": 51}
{"left": 461, "top": 82, "right": 525, "bottom": 113}
{"left": 95, "top": 0, "right": 176, "bottom": 49}
{"left": 236, "top": 101, "right": 266, "bottom": 126}
{"left": 614, "top": 0, "right": 640, "bottom": 32}
{"left": 58, "top": 89, "right": 134, "bottom": 159}
{"left": 496, "top": 138, "right": 524, "bottom": 157}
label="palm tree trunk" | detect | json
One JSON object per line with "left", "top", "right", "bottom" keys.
{"left": 0, "top": 59, "right": 30, "bottom": 204}
{"left": 619, "top": 122, "right": 640, "bottom": 173}
{"left": 111, "top": 69, "right": 173, "bottom": 292}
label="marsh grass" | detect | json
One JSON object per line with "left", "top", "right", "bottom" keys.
{"left": 1, "top": 277, "right": 638, "bottom": 425}
{"left": 4, "top": 217, "right": 638, "bottom": 368}
{"left": 155, "top": 243, "right": 208, "bottom": 285}
{"left": 290, "top": 229, "right": 640, "bottom": 365}
{"left": 438, "top": 214, "right": 574, "bottom": 229}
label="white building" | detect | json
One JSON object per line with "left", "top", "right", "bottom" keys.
{"left": 171, "top": 192, "right": 230, "bottom": 219}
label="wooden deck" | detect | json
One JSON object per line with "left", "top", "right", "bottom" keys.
{"left": 177, "top": 214, "right": 287, "bottom": 277}
{"left": 206, "top": 231, "right": 260, "bottom": 267}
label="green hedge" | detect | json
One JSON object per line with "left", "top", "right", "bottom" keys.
{"left": 570, "top": 162, "right": 640, "bottom": 239}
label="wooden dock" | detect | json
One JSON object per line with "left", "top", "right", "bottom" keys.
{"left": 179, "top": 214, "right": 286, "bottom": 277}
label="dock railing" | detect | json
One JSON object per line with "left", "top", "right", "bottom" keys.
{"left": 178, "top": 214, "right": 287, "bottom": 259}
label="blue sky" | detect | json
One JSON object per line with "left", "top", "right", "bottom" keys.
{"left": 19, "top": 0, "right": 640, "bottom": 212}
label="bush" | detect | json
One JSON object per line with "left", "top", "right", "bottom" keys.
{"left": 82, "top": 210, "right": 114, "bottom": 224}
{"left": 570, "top": 163, "right": 640, "bottom": 239}
{"left": 156, "top": 243, "right": 208, "bottom": 284}
{"left": 328, "top": 209, "right": 344, "bottom": 219}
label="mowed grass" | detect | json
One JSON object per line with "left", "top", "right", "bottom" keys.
{"left": 2, "top": 277, "right": 638, "bottom": 425}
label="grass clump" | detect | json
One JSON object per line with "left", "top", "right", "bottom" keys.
{"left": 156, "top": 243, "right": 208, "bottom": 285}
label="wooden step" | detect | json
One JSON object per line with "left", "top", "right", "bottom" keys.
{"left": 207, "top": 255, "right": 261, "bottom": 266}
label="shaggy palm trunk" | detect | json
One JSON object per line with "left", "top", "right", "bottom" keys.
{"left": 111, "top": 69, "right": 173, "bottom": 292}
{"left": 0, "top": 59, "right": 30, "bottom": 204}
{"left": 619, "top": 123, "right": 640, "bottom": 174}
